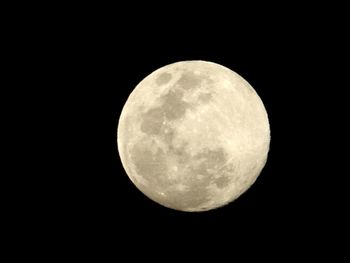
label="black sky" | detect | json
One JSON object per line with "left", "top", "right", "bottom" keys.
{"left": 25, "top": 6, "right": 346, "bottom": 258}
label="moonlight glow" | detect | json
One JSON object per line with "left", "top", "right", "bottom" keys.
{"left": 117, "top": 61, "right": 270, "bottom": 212}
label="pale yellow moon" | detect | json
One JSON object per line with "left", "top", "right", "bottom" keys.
{"left": 117, "top": 60, "right": 270, "bottom": 212}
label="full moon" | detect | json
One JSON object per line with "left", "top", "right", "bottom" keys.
{"left": 117, "top": 60, "right": 270, "bottom": 212}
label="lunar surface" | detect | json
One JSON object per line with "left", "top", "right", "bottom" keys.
{"left": 117, "top": 61, "right": 270, "bottom": 212}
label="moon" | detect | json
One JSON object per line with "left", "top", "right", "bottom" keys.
{"left": 117, "top": 60, "right": 270, "bottom": 212}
